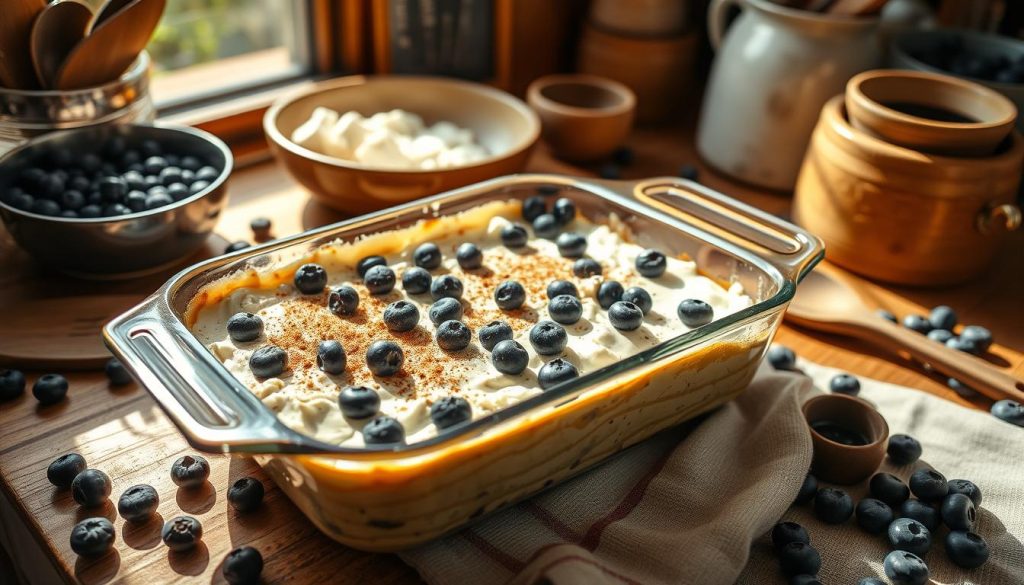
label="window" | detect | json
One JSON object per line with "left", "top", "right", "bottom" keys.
{"left": 148, "top": 0, "right": 314, "bottom": 109}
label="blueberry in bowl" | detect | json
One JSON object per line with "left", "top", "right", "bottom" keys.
{"left": 0, "top": 124, "right": 231, "bottom": 279}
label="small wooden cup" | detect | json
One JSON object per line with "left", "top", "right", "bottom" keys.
{"left": 802, "top": 394, "right": 889, "bottom": 485}
{"left": 527, "top": 74, "right": 636, "bottom": 162}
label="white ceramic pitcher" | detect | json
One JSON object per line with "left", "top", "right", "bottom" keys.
{"left": 697, "top": 0, "right": 881, "bottom": 191}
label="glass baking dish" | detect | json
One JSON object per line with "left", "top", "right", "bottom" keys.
{"left": 104, "top": 174, "right": 823, "bottom": 551}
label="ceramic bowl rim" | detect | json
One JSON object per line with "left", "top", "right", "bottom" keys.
{"left": 527, "top": 73, "right": 637, "bottom": 120}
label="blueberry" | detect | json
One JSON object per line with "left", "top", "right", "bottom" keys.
{"left": 249, "top": 345, "right": 287, "bottom": 378}
{"left": 47, "top": 453, "right": 87, "bottom": 488}
{"left": 162, "top": 515, "right": 203, "bottom": 551}
{"left": 548, "top": 294, "right": 583, "bottom": 325}
{"left": 413, "top": 242, "right": 442, "bottom": 269}
{"left": 941, "top": 493, "right": 976, "bottom": 531}
{"left": 402, "top": 266, "right": 432, "bottom": 294}
{"left": 166, "top": 182, "right": 189, "bottom": 200}
{"left": 316, "top": 340, "right": 347, "bottom": 375}
{"left": 494, "top": 280, "right": 526, "bottom": 310}
{"left": 947, "top": 479, "right": 982, "bottom": 507}
{"left": 33, "top": 374, "right": 68, "bottom": 405}
{"left": 356, "top": 255, "right": 387, "bottom": 277}
{"left": 555, "top": 232, "right": 587, "bottom": 258}
{"left": 902, "top": 315, "right": 933, "bottom": 334}
{"left": 294, "top": 263, "right": 327, "bottom": 294}
{"left": 383, "top": 301, "right": 419, "bottom": 332}
{"left": 946, "top": 336, "right": 980, "bottom": 354}
{"left": 883, "top": 550, "right": 929, "bottom": 585}
{"left": 870, "top": 472, "right": 910, "bottom": 507}
{"left": 430, "top": 274, "right": 464, "bottom": 301}
{"left": 596, "top": 280, "right": 624, "bottom": 309}
{"left": 159, "top": 166, "right": 184, "bottom": 187}
{"left": 70, "top": 175, "right": 91, "bottom": 192}
{"left": 363, "top": 415, "right": 405, "bottom": 444}
{"left": 72, "top": 469, "right": 111, "bottom": 507}
{"left": 364, "top": 265, "right": 396, "bottom": 295}
{"left": 366, "top": 340, "right": 403, "bottom": 376}
{"left": 959, "top": 325, "right": 992, "bottom": 353}
{"left": 856, "top": 498, "right": 894, "bottom": 534}
{"left": 456, "top": 242, "right": 483, "bottom": 269}
{"left": 60, "top": 210, "right": 78, "bottom": 218}
{"left": 30, "top": 199, "right": 61, "bottom": 216}
{"left": 928, "top": 305, "right": 957, "bottom": 330}
{"left": 144, "top": 192, "right": 173, "bottom": 210}
{"left": 538, "top": 358, "right": 579, "bottom": 390}
{"left": 926, "top": 329, "right": 954, "bottom": 343}
{"left": 430, "top": 396, "right": 473, "bottom": 429}
{"left": 677, "top": 299, "right": 714, "bottom": 327}
{"left": 609, "top": 301, "right": 644, "bottom": 331}
{"left": 858, "top": 579, "right": 886, "bottom": 585}
{"left": 60, "top": 189, "right": 85, "bottom": 210}
{"left": 101, "top": 203, "right": 131, "bottom": 217}
{"left": 501, "top": 223, "right": 529, "bottom": 248}
{"left": 117, "top": 484, "right": 159, "bottom": 522}
{"left": 104, "top": 358, "right": 133, "bottom": 386}
{"left": 0, "top": 369, "right": 26, "bottom": 401}
{"left": 887, "top": 434, "right": 922, "bottom": 465}
{"left": 79, "top": 204, "right": 102, "bottom": 218}
{"left": 478, "top": 321, "right": 514, "bottom": 351}
{"left": 227, "top": 477, "right": 264, "bottom": 513}
{"left": 186, "top": 180, "right": 209, "bottom": 196}
{"left": 635, "top": 249, "right": 667, "bottom": 277}
{"left": 572, "top": 258, "right": 602, "bottom": 277}
{"left": 794, "top": 473, "right": 818, "bottom": 504}
{"left": 97, "top": 176, "right": 127, "bottom": 202}
{"left": 225, "top": 241, "right": 250, "bottom": 254}
{"left": 678, "top": 163, "right": 699, "bottom": 181}
{"left": 909, "top": 469, "right": 948, "bottom": 501}
{"left": 621, "top": 287, "right": 652, "bottom": 315}
{"left": 223, "top": 546, "right": 264, "bottom": 584}
{"left": 429, "top": 297, "right": 464, "bottom": 325}
{"left": 947, "top": 378, "right": 978, "bottom": 398}
{"left": 143, "top": 155, "right": 166, "bottom": 175}
{"left": 611, "top": 146, "right": 634, "bottom": 166}
{"left": 789, "top": 576, "right": 822, "bottom": 585}
{"left": 250, "top": 217, "right": 272, "bottom": 240}
{"left": 70, "top": 517, "right": 115, "bottom": 557}
{"left": 778, "top": 541, "right": 821, "bottom": 577}
{"left": 180, "top": 155, "right": 202, "bottom": 171}
{"left": 552, "top": 198, "right": 576, "bottom": 225}
{"left": 771, "top": 521, "right": 810, "bottom": 551}
{"left": 991, "top": 399, "right": 1024, "bottom": 426}
{"left": 195, "top": 165, "right": 219, "bottom": 182}
{"left": 521, "top": 195, "right": 546, "bottom": 222}
{"left": 227, "top": 312, "right": 264, "bottom": 342}
{"left": 328, "top": 285, "right": 360, "bottom": 316}
{"left": 599, "top": 163, "right": 620, "bottom": 179}
{"left": 491, "top": 340, "right": 529, "bottom": 375}
{"left": 170, "top": 455, "right": 210, "bottom": 488}
{"left": 945, "top": 531, "right": 989, "bottom": 569}
{"left": 532, "top": 213, "right": 559, "bottom": 239}
{"left": 436, "top": 320, "right": 472, "bottom": 351}
{"left": 7, "top": 191, "right": 33, "bottom": 210}
{"left": 814, "top": 487, "right": 853, "bottom": 524}
{"left": 339, "top": 386, "right": 380, "bottom": 419}
{"left": 530, "top": 321, "right": 567, "bottom": 355}
{"left": 125, "top": 190, "right": 147, "bottom": 211}
{"left": 828, "top": 373, "right": 860, "bottom": 395}
{"left": 900, "top": 499, "right": 940, "bottom": 531}
{"left": 888, "top": 517, "right": 932, "bottom": 557}
{"left": 546, "top": 280, "right": 578, "bottom": 299}
{"left": 140, "top": 139, "right": 162, "bottom": 157}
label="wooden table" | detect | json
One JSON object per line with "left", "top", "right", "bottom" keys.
{"left": 1, "top": 128, "right": 1021, "bottom": 584}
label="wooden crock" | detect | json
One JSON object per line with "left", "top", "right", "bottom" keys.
{"left": 793, "top": 96, "right": 1023, "bottom": 286}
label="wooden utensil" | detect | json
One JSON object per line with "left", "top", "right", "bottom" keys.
{"left": 30, "top": 0, "right": 94, "bottom": 89}
{"left": 785, "top": 264, "right": 1024, "bottom": 403}
{"left": 825, "top": 0, "right": 889, "bottom": 16}
{"left": 55, "top": 0, "right": 165, "bottom": 90}
{"left": 87, "top": 0, "right": 136, "bottom": 32}
{"left": 0, "top": 0, "right": 46, "bottom": 89}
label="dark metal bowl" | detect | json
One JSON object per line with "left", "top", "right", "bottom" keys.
{"left": 0, "top": 124, "right": 232, "bottom": 279}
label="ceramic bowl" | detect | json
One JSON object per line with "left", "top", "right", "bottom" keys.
{"left": 264, "top": 76, "right": 540, "bottom": 215}
{"left": 527, "top": 74, "right": 636, "bottom": 162}
{"left": 802, "top": 393, "right": 889, "bottom": 485}
{"left": 846, "top": 69, "right": 1016, "bottom": 156}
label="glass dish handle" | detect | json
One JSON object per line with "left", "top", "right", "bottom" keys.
{"left": 604, "top": 177, "right": 825, "bottom": 283}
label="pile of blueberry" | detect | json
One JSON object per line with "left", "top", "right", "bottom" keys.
{"left": 50, "top": 450, "right": 264, "bottom": 583}
{"left": 911, "top": 38, "right": 1024, "bottom": 85}
{"left": 0, "top": 136, "right": 220, "bottom": 219}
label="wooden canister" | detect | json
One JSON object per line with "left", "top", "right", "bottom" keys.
{"left": 793, "top": 96, "right": 1023, "bottom": 286}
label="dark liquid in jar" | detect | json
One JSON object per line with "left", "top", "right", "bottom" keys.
{"left": 882, "top": 101, "right": 978, "bottom": 124}
{"left": 810, "top": 420, "right": 870, "bottom": 446}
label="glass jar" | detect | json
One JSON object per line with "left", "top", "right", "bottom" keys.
{"left": 0, "top": 52, "right": 155, "bottom": 157}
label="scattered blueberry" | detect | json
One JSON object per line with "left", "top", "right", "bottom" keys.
{"left": 249, "top": 345, "right": 288, "bottom": 378}
{"left": 364, "top": 265, "right": 396, "bottom": 295}
{"left": 794, "top": 473, "right": 818, "bottom": 505}
{"left": 947, "top": 479, "right": 982, "bottom": 507}
{"left": 430, "top": 396, "right": 473, "bottom": 429}
{"left": 0, "top": 369, "right": 26, "bottom": 401}
{"left": 532, "top": 213, "right": 559, "bottom": 239}
{"left": 991, "top": 399, "right": 1024, "bottom": 427}
{"left": 941, "top": 493, "right": 977, "bottom": 531}
{"left": 888, "top": 517, "right": 932, "bottom": 557}
{"left": 870, "top": 473, "right": 910, "bottom": 507}
{"left": 338, "top": 386, "right": 380, "bottom": 419}
{"left": 621, "top": 287, "right": 652, "bottom": 315}
{"left": 635, "top": 249, "right": 667, "bottom": 277}
{"left": 814, "top": 487, "right": 854, "bottom": 524}
{"left": 909, "top": 469, "right": 948, "bottom": 502}
{"left": 366, "top": 340, "right": 403, "bottom": 376}
{"left": 430, "top": 274, "right": 464, "bottom": 301}
{"left": 887, "top": 434, "right": 922, "bottom": 465}
{"left": 491, "top": 340, "right": 529, "bottom": 375}
{"left": 678, "top": 164, "right": 699, "bottom": 181}
{"left": 70, "top": 517, "right": 115, "bottom": 557}
{"left": 946, "top": 336, "right": 980, "bottom": 354}
{"left": 883, "top": 550, "right": 929, "bottom": 585}
{"left": 900, "top": 499, "right": 940, "bottom": 531}
{"left": 552, "top": 198, "right": 576, "bottom": 225}
{"left": 555, "top": 232, "right": 587, "bottom": 258}
{"left": 478, "top": 321, "right": 514, "bottom": 352}
{"left": 572, "top": 258, "right": 602, "bottom": 278}
{"left": 677, "top": 299, "right": 713, "bottom": 327}
{"left": 609, "top": 301, "right": 644, "bottom": 331}
{"left": 521, "top": 195, "right": 546, "bottom": 222}
{"left": 225, "top": 241, "right": 250, "bottom": 254}
{"left": 546, "top": 280, "right": 579, "bottom": 299}
{"left": 597, "top": 280, "right": 624, "bottom": 309}
{"left": 328, "top": 285, "right": 360, "bottom": 315}
{"left": 363, "top": 416, "right": 405, "bottom": 444}
{"left": 402, "top": 266, "right": 432, "bottom": 294}
{"left": 928, "top": 305, "right": 957, "bottom": 331}
{"left": 856, "top": 498, "right": 894, "bottom": 534}
{"left": 538, "top": 358, "right": 579, "bottom": 390}
{"left": 413, "top": 242, "right": 442, "bottom": 269}
{"left": 828, "top": 373, "right": 861, "bottom": 396}
{"left": 771, "top": 521, "right": 810, "bottom": 551}
{"left": 501, "top": 223, "right": 529, "bottom": 248}
{"left": 778, "top": 541, "right": 822, "bottom": 577}
{"left": 316, "top": 340, "right": 347, "bottom": 374}
{"left": 436, "top": 320, "right": 472, "bottom": 351}
{"left": 611, "top": 146, "right": 634, "bottom": 166}
{"left": 926, "top": 329, "right": 954, "bottom": 343}
{"left": 429, "top": 297, "right": 464, "bottom": 325}
{"left": 959, "top": 325, "right": 992, "bottom": 353}
{"left": 102, "top": 358, "right": 133, "bottom": 387}
{"left": 32, "top": 374, "right": 68, "bottom": 405}
{"left": 902, "top": 315, "right": 933, "bottom": 334}
{"left": 456, "top": 243, "right": 483, "bottom": 269}
{"left": 227, "top": 312, "right": 264, "bottom": 343}
{"left": 227, "top": 477, "right": 265, "bottom": 512}
{"left": 223, "top": 546, "right": 264, "bottom": 584}
{"left": 383, "top": 300, "right": 420, "bottom": 332}
{"left": 945, "top": 531, "right": 989, "bottom": 569}
{"left": 170, "top": 455, "right": 210, "bottom": 488}
{"left": 356, "top": 255, "right": 387, "bottom": 277}
{"left": 71, "top": 469, "right": 111, "bottom": 507}
{"left": 530, "top": 321, "right": 568, "bottom": 356}
{"left": 494, "top": 280, "right": 526, "bottom": 310}
{"left": 47, "top": 453, "right": 87, "bottom": 488}
{"left": 548, "top": 294, "right": 583, "bottom": 325}
{"left": 250, "top": 217, "right": 272, "bottom": 240}
{"left": 162, "top": 515, "right": 203, "bottom": 552}
{"left": 118, "top": 484, "right": 159, "bottom": 522}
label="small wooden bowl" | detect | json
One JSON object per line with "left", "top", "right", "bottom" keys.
{"left": 802, "top": 394, "right": 889, "bottom": 485}
{"left": 527, "top": 74, "right": 635, "bottom": 162}
{"left": 846, "top": 69, "right": 1017, "bottom": 156}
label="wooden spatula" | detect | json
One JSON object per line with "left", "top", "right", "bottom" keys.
{"left": 0, "top": 0, "right": 46, "bottom": 89}
{"left": 30, "top": 0, "right": 94, "bottom": 89}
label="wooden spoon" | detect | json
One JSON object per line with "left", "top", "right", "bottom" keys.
{"left": 87, "top": 0, "right": 136, "bottom": 32}
{"left": 785, "top": 265, "right": 1024, "bottom": 403}
{"left": 0, "top": 0, "right": 46, "bottom": 89}
{"left": 30, "top": 0, "right": 94, "bottom": 89}
{"left": 55, "top": 0, "right": 165, "bottom": 90}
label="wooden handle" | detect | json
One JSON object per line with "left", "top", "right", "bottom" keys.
{"left": 861, "top": 320, "right": 1024, "bottom": 403}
